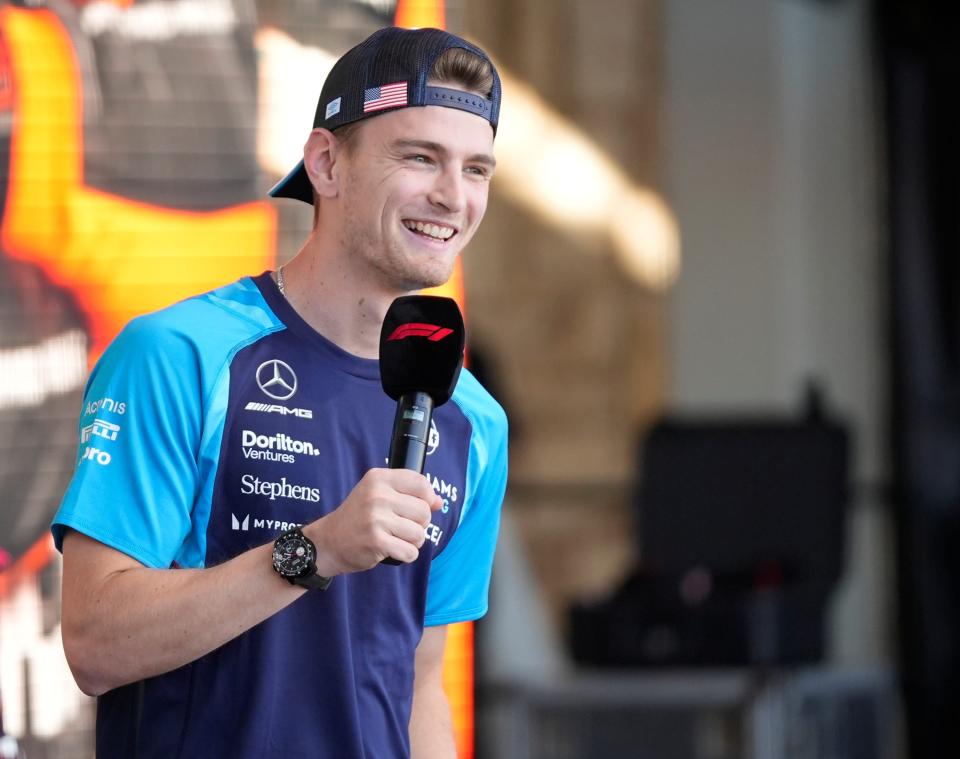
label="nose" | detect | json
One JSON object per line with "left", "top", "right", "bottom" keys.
{"left": 427, "top": 165, "right": 465, "bottom": 213}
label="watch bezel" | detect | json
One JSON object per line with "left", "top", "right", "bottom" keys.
{"left": 272, "top": 528, "right": 332, "bottom": 590}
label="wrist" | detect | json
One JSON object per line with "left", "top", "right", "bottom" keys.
{"left": 303, "top": 518, "right": 342, "bottom": 579}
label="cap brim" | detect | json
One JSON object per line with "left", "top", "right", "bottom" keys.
{"left": 268, "top": 159, "right": 314, "bottom": 204}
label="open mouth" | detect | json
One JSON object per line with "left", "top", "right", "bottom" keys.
{"left": 402, "top": 219, "right": 457, "bottom": 242}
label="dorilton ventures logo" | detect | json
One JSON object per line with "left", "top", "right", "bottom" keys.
{"left": 240, "top": 474, "right": 320, "bottom": 503}
{"left": 256, "top": 359, "right": 298, "bottom": 400}
{"left": 241, "top": 429, "right": 320, "bottom": 463}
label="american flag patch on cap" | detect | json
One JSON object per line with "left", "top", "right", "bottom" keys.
{"left": 363, "top": 82, "right": 408, "bottom": 113}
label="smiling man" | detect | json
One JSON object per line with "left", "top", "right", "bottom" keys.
{"left": 52, "top": 27, "right": 507, "bottom": 758}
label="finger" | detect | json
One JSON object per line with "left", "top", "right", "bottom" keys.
{"left": 388, "top": 515, "right": 427, "bottom": 549}
{"left": 392, "top": 493, "right": 434, "bottom": 527}
{"left": 385, "top": 469, "right": 439, "bottom": 503}
{"left": 429, "top": 493, "right": 444, "bottom": 512}
{"left": 382, "top": 535, "right": 420, "bottom": 564}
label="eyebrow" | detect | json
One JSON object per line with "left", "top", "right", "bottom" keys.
{"left": 391, "top": 139, "right": 497, "bottom": 169}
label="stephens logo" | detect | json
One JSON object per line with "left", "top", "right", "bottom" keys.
{"left": 240, "top": 474, "right": 320, "bottom": 503}
{"left": 386, "top": 323, "right": 454, "bottom": 342}
{"left": 256, "top": 359, "right": 298, "bottom": 400}
{"left": 241, "top": 429, "right": 320, "bottom": 463}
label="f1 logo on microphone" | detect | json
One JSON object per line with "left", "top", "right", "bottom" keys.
{"left": 387, "top": 323, "right": 454, "bottom": 342}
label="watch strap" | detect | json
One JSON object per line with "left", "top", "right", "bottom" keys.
{"left": 291, "top": 571, "right": 333, "bottom": 591}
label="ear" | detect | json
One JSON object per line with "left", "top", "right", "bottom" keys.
{"left": 303, "top": 128, "right": 342, "bottom": 199}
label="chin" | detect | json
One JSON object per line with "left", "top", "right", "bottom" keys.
{"left": 398, "top": 275, "right": 448, "bottom": 293}
{"left": 400, "top": 264, "right": 456, "bottom": 292}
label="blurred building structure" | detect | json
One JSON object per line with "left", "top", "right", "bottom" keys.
{"left": 466, "top": 0, "right": 890, "bottom": 669}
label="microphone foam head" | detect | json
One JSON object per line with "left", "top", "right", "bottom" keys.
{"left": 379, "top": 296, "right": 465, "bottom": 405}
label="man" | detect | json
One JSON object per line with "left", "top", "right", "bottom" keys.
{"left": 52, "top": 27, "right": 508, "bottom": 758}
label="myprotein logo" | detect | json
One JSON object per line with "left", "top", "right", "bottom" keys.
{"left": 231, "top": 513, "right": 304, "bottom": 533}
{"left": 240, "top": 474, "right": 320, "bottom": 503}
{"left": 245, "top": 402, "right": 313, "bottom": 419}
{"left": 256, "top": 359, "right": 297, "bottom": 400}
{"left": 386, "top": 323, "right": 454, "bottom": 342}
{"left": 241, "top": 429, "right": 320, "bottom": 463}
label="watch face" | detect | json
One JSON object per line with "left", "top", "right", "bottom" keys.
{"left": 272, "top": 531, "right": 315, "bottom": 578}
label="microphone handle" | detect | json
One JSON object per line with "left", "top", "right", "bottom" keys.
{"left": 388, "top": 391, "right": 434, "bottom": 472}
{"left": 382, "top": 391, "right": 434, "bottom": 566}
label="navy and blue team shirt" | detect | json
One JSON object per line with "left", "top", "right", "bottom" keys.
{"left": 51, "top": 272, "right": 508, "bottom": 758}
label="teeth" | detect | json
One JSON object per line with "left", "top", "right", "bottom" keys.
{"left": 404, "top": 220, "right": 455, "bottom": 240}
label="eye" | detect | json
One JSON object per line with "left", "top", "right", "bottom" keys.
{"left": 406, "top": 154, "right": 433, "bottom": 165}
{"left": 465, "top": 165, "right": 492, "bottom": 180}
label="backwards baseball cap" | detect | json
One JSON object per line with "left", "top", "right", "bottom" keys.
{"left": 269, "top": 26, "right": 502, "bottom": 205}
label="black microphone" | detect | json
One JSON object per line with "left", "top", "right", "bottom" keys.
{"left": 379, "top": 296, "right": 465, "bottom": 563}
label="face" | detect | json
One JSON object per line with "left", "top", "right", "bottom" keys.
{"left": 333, "top": 104, "right": 495, "bottom": 293}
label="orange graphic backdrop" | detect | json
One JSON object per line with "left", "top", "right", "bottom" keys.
{"left": 395, "top": 1, "right": 476, "bottom": 755}
{"left": 1, "top": 1, "right": 475, "bottom": 755}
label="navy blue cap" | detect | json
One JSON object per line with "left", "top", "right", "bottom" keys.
{"left": 269, "top": 27, "right": 502, "bottom": 205}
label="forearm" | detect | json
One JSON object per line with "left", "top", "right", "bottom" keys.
{"left": 410, "top": 679, "right": 457, "bottom": 759}
{"left": 61, "top": 469, "right": 441, "bottom": 697}
{"left": 410, "top": 624, "right": 457, "bottom": 758}
{"left": 62, "top": 531, "right": 304, "bottom": 695}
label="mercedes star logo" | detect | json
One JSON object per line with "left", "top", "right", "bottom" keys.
{"left": 256, "top": 359, "right": 298, "bottom": 401}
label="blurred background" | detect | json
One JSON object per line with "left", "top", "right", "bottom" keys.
{"left": 0, "top": 0, "right": 955, "bottom": 757}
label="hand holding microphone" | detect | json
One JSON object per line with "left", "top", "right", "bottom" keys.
{"left": 379, "top": 296, "right": 465, "bottom": 565}
{"left": 306, "top": 296, "right": 465, "bottom": 573}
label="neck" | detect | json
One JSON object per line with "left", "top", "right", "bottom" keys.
{"left": 277, "top": 232, "right": 401, "bottom": 359}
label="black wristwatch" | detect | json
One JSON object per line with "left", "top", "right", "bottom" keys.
{"left": 272, "top": 528, "right": 333, "bottom": 590}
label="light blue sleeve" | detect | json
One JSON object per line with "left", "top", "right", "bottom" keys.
{"left": 424, "top": 373, "right": 508, "bottom": 626}
{"left": 51, "top": 312, "right": 205, "bottom": 568}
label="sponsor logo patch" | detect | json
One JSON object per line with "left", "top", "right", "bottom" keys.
{"left": 244, "top": 402, "right": 313, "bottom": 419}
{"left": 81, "top": 445, "right": 112, "bottom": 466}
{"left": 424, "top": 470, "right": 459, "bottom": 514}
{"left": 241, "top": 429, "right": 320, "bottom": 463}
{"left": 256, "top": 359, "right": 298, "bottom": 400}
{"left": 425, "top": 522, "right": 444, "bottom": 546}
{"left": 80, "top": 419, "right": 121, "bottom": 444}
{"left": 240, "top": 474, "right": 320, "bottom": 503}
{"left": 84, "top": 397, "right": 126, "bottom": 417}
{"left": 231, "top": 512, "right": 305, "bottom": 533}
{"left": 325, "top": 97, "right": 341, "bottom": 120}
